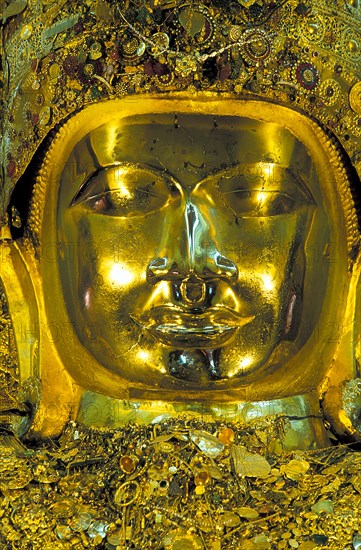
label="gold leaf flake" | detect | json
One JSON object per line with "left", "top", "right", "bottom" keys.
{"left": 217, "top": 511, "right": 240, "bottom": 527}
{"left": 231, "top": 445, "right": 271, "bottom": 478}
{"left": 237, "top": 507, "right": 259, "bottom": 519}
{"left": 280, "top": 459, "right": 310, "bottom": 480}
{"left": 311, "top": 499, "right": 334, "bottom": 514}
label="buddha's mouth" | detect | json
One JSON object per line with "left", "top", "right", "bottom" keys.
{"left": 131, "top": 306, "right": 254, "bottom": 348}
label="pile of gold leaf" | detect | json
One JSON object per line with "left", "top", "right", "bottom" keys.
{"left": 0, "top": 416, "right": 361, "bottom": 549}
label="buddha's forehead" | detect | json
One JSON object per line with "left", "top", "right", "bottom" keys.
{"left": 67, "top": 112, "right": 314, "bottom": 186}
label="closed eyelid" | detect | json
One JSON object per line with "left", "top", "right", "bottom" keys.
{"left": 69, "top": 163, "right": 186, "bottom": 217}
{"left": 192, "top": 162, "right": 314, "bottom": 202}
{"left": 70, "top": 163, "right": 182, "bottom": 205}
{"left": 71, "top": 162, "right": 314, "bottom": 208}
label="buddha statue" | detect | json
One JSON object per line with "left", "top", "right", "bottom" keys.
{"left": 1, "top": 0, "right": 361, "bottom": 447}
{"left": 2, "top": 0, "right": 361, "bottom": 547}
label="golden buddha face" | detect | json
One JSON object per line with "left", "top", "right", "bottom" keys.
{"left": 53, "top": 100, "right": 334, "bottom": 394}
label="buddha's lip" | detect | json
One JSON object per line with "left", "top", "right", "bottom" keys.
{"left": 131, "top": 306, "right": 254, "bottom": 347}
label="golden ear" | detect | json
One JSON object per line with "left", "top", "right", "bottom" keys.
{"left": 0, "top": 235, "right": 81, "bottom": 438}
{"left": 322, "top": 250, "right": 361, "bottom": 442}
{"left": 0, "top": 232, "right": 39, "bottom": 436}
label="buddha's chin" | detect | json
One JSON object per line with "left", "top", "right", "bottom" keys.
{"left": 165, "top": 344, "right": 275, "bottom": 384}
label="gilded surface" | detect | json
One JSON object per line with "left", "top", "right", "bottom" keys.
{"left": 16, "top": 97, "right": 359, "bottom": 436}
{"left": 1, "top": 0, "right": 361, "bottom": 547}
{"left": 56, "top": 111, "right": 318, "bottom": 387}
{"left": 0, "top": 0, "right": 360, "bottom": 427}
{"left": 0, "top": 0, "right": 360, "bottom": 435}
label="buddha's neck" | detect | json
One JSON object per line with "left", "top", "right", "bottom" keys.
{"left": 76, "top": 391, "right": 331, "bottom": 451}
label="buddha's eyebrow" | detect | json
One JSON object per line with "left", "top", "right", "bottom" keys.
{"left": 206, "top": 162, "right": 294, "bottom": 181}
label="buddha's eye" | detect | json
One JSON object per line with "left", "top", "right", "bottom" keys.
{"left": 216, "top": 173, "right": 311, "bottom": 218}
{"left": 220, "top": 189, "right": 296, "bottom": 216}
{"left": 71, "top": 165, "right": 178, "bottom": 217}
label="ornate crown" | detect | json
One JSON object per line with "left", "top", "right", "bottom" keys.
{"left": 1, "top": 0, "right": 361, "bottom": 224}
